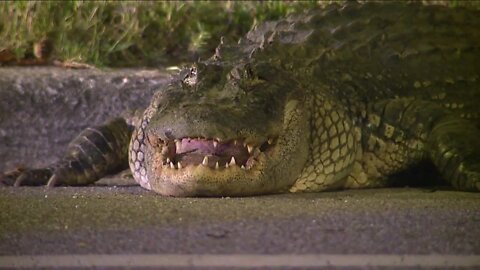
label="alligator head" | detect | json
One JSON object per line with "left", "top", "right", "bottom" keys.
{"left": 137, "top": 58, "right": 310, "bottom": 196}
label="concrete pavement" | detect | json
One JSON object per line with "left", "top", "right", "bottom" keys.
{"left": 0, "top": 180, "right": 479, "bottom": 269}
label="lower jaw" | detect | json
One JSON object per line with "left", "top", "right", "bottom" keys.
{"left": 147, "top": 164, "right": 280, "bottom": 197}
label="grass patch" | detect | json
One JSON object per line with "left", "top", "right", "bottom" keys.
{"left": 0, "top": 1, "right": 320, "bottom": 67}
{"left": 0, "top": 1, "right": 477, "bottom": 67}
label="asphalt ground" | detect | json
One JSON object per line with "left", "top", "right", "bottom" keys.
{"left": 0, "top": 177, "right": 479, "bottom": 269}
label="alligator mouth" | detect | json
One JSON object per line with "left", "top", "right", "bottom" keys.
{"left": 156, "top": 137, "right": 275, "bottom": 171}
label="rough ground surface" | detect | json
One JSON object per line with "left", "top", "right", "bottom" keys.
{"left": 0, "top": 183, "right": 479, "bottom": 260}
{"left": 0, "top": 67, "right": 170, "bottom": 173}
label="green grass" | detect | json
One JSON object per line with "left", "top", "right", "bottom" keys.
{"left": 0, "top": 1, "right": 478, "bottom": 67}
{"left": 0, "top": 1, "right": 320, "bottom": 67}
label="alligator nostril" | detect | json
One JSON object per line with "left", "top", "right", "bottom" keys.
{"left": 259, "top": 141, "right": 270, "bottom": 152}
{"left": 164, "top": 130, "right": 174, "bottom": 139}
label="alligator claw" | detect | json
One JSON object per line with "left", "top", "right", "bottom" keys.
{"left": 46, "top": 174, "right": 59, "bottom": 188}
{"left": 1, "top": 168, "right": 52, "bottom": 187}
{"left": 0, "top": 168, "right": 24, "bottom": 186}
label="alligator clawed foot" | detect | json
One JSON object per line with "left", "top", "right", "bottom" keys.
{"left": 0, "top": 167, "right": 53, "bottom": 187}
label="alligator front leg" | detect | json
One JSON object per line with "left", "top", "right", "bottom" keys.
{"left": 1, "top": 118, "right": 132, "bottom": 187}
{"left": 427, "top": 117, "right": 480, "bottom": 191}
{"left": 357, "top": 98, "right": 480, "bottom": 191}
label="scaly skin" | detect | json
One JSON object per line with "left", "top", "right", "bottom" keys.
{"left": 3, "top": 2, "right": 480, "bottom": 196}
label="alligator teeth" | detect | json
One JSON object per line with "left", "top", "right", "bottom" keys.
{"left": 247, "top": 145, "right": 254, "bottom": 154}
{"left": 225, "top": 162, "right": 229, "bottom": 168}
{"left": 170, "top": 162, "right": 175, "bottom": 169}
{"left": 202, "top": 156, "right": 209, "bottom": 166}
{"left": 213, "top": 141, "right": 218, "bottom": 149}
{"left": 215, "top": 162, "right": 219, "bottom": 169}
{"left": 229, "top": 157, "right": 236, "bottom": 166}
{"left": 175, "top": 140, "right": 182, "bottom": 150}
{"left": 177, "top": 162, "right": 183, "bottom": 169}
{"left": 233, "top": 140, "right": 238, "bottom": 145}
{"left": 243, "top": 142, "right": 247, "bottom": 147}
{"left": 241, "top": 165, "right": 246, "bottom": 170}
{"left": 166, "top": 157, "right": 171, "bottom": 163}
{"left": 268, "top": 138, "right": 273, "bottom": 144}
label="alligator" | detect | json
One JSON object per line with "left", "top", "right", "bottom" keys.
{"left": 2, "top": 2, "right": 480, "bottom": 196}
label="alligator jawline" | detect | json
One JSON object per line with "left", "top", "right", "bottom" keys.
{"left": 158, "top": 137, "right": 275, "bottom": 171}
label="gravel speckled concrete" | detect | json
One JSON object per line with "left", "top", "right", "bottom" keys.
{"left": 1, "top": 184, "right": 479, "bottom": 256}
{"left": 0, "top": 67, "right": 169, "bottom": 172}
